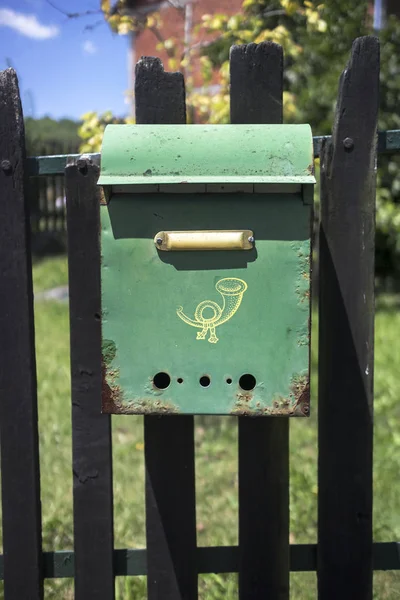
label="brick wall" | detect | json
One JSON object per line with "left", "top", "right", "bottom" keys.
{"left": 131, "top": 0, "right": 400, "bottom": 91}
{"left": 133, "top": 0, "right": 243, "bottom": 87}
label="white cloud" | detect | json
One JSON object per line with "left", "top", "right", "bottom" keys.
{"left": 83, "top": 40, "right": 97, "bottom": 55}
{"left": 0, "top": 8, "right": 59, "bottom": 40}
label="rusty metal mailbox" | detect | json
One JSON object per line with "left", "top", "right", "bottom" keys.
{"left": 98, "top": 124, "right": 315, "bottom": 416}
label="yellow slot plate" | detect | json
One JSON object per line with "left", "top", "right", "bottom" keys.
{"left": 154, "top": 230, "right": 254, "bottom": 251}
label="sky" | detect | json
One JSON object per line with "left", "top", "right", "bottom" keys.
{"left": 0, "top": 0, "right": 131, "bottom": 120}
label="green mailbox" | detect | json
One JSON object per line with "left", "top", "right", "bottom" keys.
{"left": 98, "top": 124, "right": 315, "bottom": 416}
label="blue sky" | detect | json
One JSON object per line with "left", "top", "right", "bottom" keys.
{"left": 0, "top": 0, "right": 132, "bottom": 120}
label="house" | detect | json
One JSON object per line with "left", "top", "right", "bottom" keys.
{"left": 116, "top": 0, "right": 400, "bottom": 112}
{"left": 119, "top": 0, "right": 243, "bottom": 99}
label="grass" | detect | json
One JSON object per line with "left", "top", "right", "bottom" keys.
{"left": 1, "top": 255, "right": 400, "bottom": 598}
{"left": 32, "top": 255, "right": 69, "bottom": 293}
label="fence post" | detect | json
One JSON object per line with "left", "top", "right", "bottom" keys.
{"left": 230, "top": 42, "right": 290, "bottom": 599}
{"left": 135, "top": 57, "right": 198, "bottom": 600}
{"left": 0, "top": 68, "right": 43, "bottom": 599}
{"left": 65, "top": 158, "right": 115, "bottom": 599}
{"left": 318, "top": 36, "right": 379, "bottom": 599}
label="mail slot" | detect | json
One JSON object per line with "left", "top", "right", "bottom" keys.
{"left": 98, "top": 124, "right": 315, "bottom": 416}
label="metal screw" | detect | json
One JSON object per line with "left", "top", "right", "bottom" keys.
{"left": 1, "top": 160, "right": 12, "bottom": 174}
{"left": 343, "top": 137, "right": 354, "bottom": 150}
{"left": 248, "top": 236, "right": 255, "bottom": 243}
{"left": 77, "top": 154, "right": 91, "bottom": 172}
{"left": 77, "top": 154, "right": 91, "bottom": 164}
{"left": 156, "top": 237, "right": 163, "bottom": 245}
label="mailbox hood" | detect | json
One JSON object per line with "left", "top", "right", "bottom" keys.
{"left": 98, "top": 124, "right": 315, "bottom": 187}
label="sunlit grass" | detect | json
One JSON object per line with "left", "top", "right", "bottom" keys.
{"left": 1, "top": 256, "right": 398, "bottom": 598}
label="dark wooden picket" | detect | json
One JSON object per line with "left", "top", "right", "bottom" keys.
{"left": 318, "top": 36, "right": 380, "bottom": 600}
{"left": 230, "top": 42, "right": 290, "bottom": 600}
{"left": 0, "top": 69, "right": 43, "bottom": 600}
{"left": 0, "top": 35, "right": 398, "bottom": 600}
{"left": 65, "top": 159, "right": 115, "bottom": 599}
{"left": 135, "top": 57, "right": 198, "bottom": 600}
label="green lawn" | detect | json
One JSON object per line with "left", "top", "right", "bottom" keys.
{"left": 1, "top": 256, "right": 399, "bottom": 598}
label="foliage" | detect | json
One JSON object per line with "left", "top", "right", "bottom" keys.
{"left": 200, "top": 1, "right": 400, "bottom": 277}
{"left": 101, "top": 0, "right": 145, "bottom": 35}
{"left": 0, "top": 256, "right": 398, "bottom": 598}
{"left": 78, "top": 110, "right": 134, "bottom": 153}
{"left": 190, "top": 0, "right": 327, "bottom": 124}
{"left": 93, "top": 0, "right": 327, "bottom": 127}
{"left": 375, "top": 16, "right": 400, "bottom": 277}
{"left": 25, "top": 116, "right": 80, "bottom": 156}
{"left": 32, "top": 256, "right": 69, "bottom": 293}
{"left": 78, "top": 0, "right": 400, "bottom": 276}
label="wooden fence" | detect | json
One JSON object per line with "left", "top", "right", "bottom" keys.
{"left": 0, "top": 36, "right": 399, "bottom": 599}
{"left": 29, "top": 141, "right": 77, "bottom": 255}
{"left": 30, "top": 173, "right": 66, "bottom": 234}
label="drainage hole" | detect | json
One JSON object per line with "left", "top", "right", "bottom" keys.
{"left": 177, "top": 377, "right": 183, "bottom": 384}
{"left": 239, "top": 374, "right": 256, "bottom": 391}
{"left": 199, "top": 375, "right": 211, "bottom": 387}
{"left": 226, "top": 378, "right": 232, "bottom": 384}
{"left": 153, "top": 372, "right": 171, "bottom": 389}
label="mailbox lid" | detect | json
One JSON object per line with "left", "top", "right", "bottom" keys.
{"left": 98, "top": 124, "right": 315, "bottom": 187}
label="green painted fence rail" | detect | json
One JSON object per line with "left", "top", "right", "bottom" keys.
{"left": 0, "top": 543, "right": 399, "bottom": 580}
{"left": 24, "top": 129, "right": 400, "bottom": 178}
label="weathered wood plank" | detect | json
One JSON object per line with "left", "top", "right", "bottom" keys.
{"left": 65, "top": 158, "right": 115, "bottom": 599}
{"left": 230, "top": 42, "right": 290, "bottom": 600}
{"left": 318, "top": 36, "right": 379, "bottom": 600}
{"left": 135, "top": 57, "right": 198, "bottom": 600}
{"left": 0, "top": 68, "right": 43, "bottom": 600}
{"left": 230, "top": 42, "right": 283, "bottom": 124}
{"left": 135, "top": 57, "right": 187, "bottom": 125}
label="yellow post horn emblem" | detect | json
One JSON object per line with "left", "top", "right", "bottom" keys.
{"left": 176, "top": 277, "right": 248, "bottom": 344}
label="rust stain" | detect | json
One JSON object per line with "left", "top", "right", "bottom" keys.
{"left": 231, "top": 390, "right": 255, "bottom": 415}
{"left": 98, "top": 187, "right": 108, "bottom": 205}
{"left": 307, "top": 162, "right": 315, "bottom": 176}
{"left": 230, "top": 374, "right": 310, "bottom": 417}
{"left": 124, "top": 398, "right": 180, "bottom": 415}
{"left": 290, "top": 376, "right": 310, "bottom": 416}
{"left": 232, "top": 404, "right": 291, "bottom": 417}
{"left": 231, "top": 404, "right": 258, "bottom": 416}
{"left": 295, "top": 247, "right": 311, "bottom": 305}
{"left": 102, "top": 363, "right": 180, "bottom": 415}
{"left": 101, "top": 338, "right": 129, "bottom": 414}
{"left": 102, "top": 360, "right": 125, "bottom": 413}
{"left": 294, "top": 244, "right": 312, "bottom": 348}
{"left": 101, "top": 340, "right": 179, "bottom": 414}
{"left": 236, "top": 391, "right": 253, "bottom": 403}
{"left": 297, "top": 333, "right": 309, "bottom": 347}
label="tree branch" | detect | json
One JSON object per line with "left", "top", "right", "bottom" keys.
{"left": 148, "top": 26, "right": 175, "bottom": 58}
{"left": 84, "top": 19, "right": 108, "bottom": 32}
{"left": 262, "top": 9, "right": 286, "bottom": 18}
{"left": 45, "top": 0, "right": 102, "bottom": 19}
